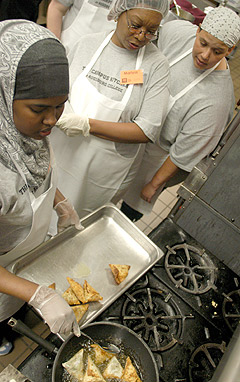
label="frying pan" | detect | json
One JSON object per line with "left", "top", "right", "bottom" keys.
{"left": 8, "top": 318, "right": 159, "bottom": 382}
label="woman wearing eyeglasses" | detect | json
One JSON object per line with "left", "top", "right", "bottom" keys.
{"left": 49, "top": 0, "right": 170, "bottom": 221}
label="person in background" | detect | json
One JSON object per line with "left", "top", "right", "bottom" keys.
{"left": 121, "top": 6, "right": 240, "bottom": 221}
{"left": 0, "top": 20, "right": 81, "bottom": 356}
{"left": 0, "top": 0, "right": 42, "bottom": 22}
{"left": 46, "top": 0, "right": 116, "bottom": 53}
{"left": 49, "top": 0, "right": 170, "bottom": 221}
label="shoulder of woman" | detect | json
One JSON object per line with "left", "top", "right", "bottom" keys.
{"left": 144, "top": 43, "right": 169, "bottom": 66}
{"left": 68, "top": 30, "right": 110, "bottom": 59}
{"left": 159, "top": 20, "right": 197, "bottom": 47}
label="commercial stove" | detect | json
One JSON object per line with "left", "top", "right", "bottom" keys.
{"left": 18, "top": 217, "right": 240, "bottom": 382}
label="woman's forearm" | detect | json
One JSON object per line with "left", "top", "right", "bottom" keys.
{"left": 151, "top": 156, "right": 179, "bottom": 189}
{"left": 89, "top": 119, "right": 150, "bottom": 143}
{"left": 0, "top": 266, "right": 38, "bottom": 302}
{"left": 141, "top": 156, "right": 179, "bottom": 203}
{"left": 46, "top": 0, "right": 69, "bottom": 39}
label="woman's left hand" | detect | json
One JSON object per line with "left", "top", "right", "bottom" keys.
{"left": 54, "top": 198, "right": 83, "bottom": 233}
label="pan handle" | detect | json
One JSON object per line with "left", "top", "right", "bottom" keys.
{"left": 8, "top": 317, "right": 58, "bottom": 355}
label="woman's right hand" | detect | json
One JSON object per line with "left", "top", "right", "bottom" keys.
{"left": 28, "top": 285, "right": 80, "bottom": 336}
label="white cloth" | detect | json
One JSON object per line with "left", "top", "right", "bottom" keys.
{"left": 0, "top": 149, "right": 57, "bottom": 322}
{"left": 59, "top": 0, "right": 115, "bottom": 53}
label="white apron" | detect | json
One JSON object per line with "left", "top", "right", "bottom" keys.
{"left": 50, "top": 32, "right": 145, "bottom": 218}
{"left": 61, "top": 0, "right": 115, "bottom": 54}
{"left": 0, "top": 149, "right": 57, "bottom": 322}
{"left": 123, "top": 49, "right": 221, "bottom": 214}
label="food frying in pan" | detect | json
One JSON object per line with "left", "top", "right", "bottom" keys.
{"left": 91, "top": 344, "right": 113, "bottom": 364}
{"left": 62, "top": 343, "right": 143, "bottom": 381}
{"left": 102, "top": 356, "right": 123, "bottom": 379}
{"left": 62, "top": 348, "right": 85, "bottom": 381}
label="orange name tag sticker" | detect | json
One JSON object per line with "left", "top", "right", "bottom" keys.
{"left": 120, "top": 69, "right": 143, "bottom": 85}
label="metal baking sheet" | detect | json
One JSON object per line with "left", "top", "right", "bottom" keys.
{"left": 8, "top": 203, "right": 164, "bottom": 328}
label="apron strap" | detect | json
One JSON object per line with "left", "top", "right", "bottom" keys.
{"left": 81, "top": 31, "right": 115, "bottom": 76}
{"left": 169, "top": 48, "right": 192, "bottom": 67}
{"left": 170, "top": 48, "right": 221, "bottom": 102}
{"left": 80, "top": 31, "right": 146, "bottom": 107}
{"left": 122, "top": 45, "right": 146, "bottom": 105}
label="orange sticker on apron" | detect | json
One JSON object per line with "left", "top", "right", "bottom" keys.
{"left": 120, "top": 69, "right": 143, "bottom": 85}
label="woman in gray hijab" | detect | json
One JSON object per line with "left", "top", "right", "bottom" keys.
{"left": 0, "top": 20, "right": 81, "bottom": 355}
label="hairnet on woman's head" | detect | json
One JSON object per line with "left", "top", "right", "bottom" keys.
{"left": 201, "top": 6, "right": 240, "bottom": 48}
{"left": 108, "top": 0, "right": 169, "bottom": 21}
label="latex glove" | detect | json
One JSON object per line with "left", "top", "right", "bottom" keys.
{"left": 54, "top": 198, "right": 84, "bottom": 233}
{"left": 56, "top": 113, "right": 90, "bottom": 137}
{"left": 28, "top": 285, "right": 80, "bottom": 336}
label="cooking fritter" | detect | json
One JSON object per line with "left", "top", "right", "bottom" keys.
{"left": 103, "top": 356, "right": 123, "bottom": 379}
{"left": 62, "top": 348, "right": 84, "bottom": 381}
{"left": 83, "top": 355, "right": 105, "bottom": 382}
{"left": 91, "top": 344, "right": 114, "bottom": 364}
{"left": 121, "top": 356, "right": 142, "bottom": 382}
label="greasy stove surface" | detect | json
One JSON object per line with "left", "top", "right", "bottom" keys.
{"left": 18, "top": 218, "right": 240, "bottom": 382}
{"left": 18, "top": 334, "right": 61, "bottom": 382}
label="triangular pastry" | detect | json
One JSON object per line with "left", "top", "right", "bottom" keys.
{"left": 83, "top": 280, "right": 103, "bottom": 303}
{"left": 62, "top": 348, "right": 84, "bottom": 381}
{"left": 103, "top": 356, "right": 123, "bottom": 379}
{"left": 121, "top": 356, "right": 142, "bottom": 382}
{"left": 83, "top": 356, "right": 105, "bottom": 382}
{"left": 67, "top": 277, "right": 86, "bottom": 303}
{"left": 48, "top": 283, "right": 56, "bottom": 289}
{"left": 62, "top": 287, "right": 81, "bottom": 305}
{"left": 109, "top": 264, "right": 130, "bottom": 284}
{"left": 71, "top": 304, "right": 89, "bottom": 323}
{"left": 91, "top": 344, "right": 114, "bottom": 364}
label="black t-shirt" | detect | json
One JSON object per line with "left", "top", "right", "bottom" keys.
{"left": 0, "top": 0, "right": 42, "bottom": 22}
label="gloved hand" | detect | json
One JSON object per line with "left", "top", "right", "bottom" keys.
{"left": 54, "top": 198, "right": 83, "bottom": 233}
{"left": 28, "top": 285, "right": 80, "bottom": 336}
{"left": 56, "top": 113, "right": 90, "bottom": 137}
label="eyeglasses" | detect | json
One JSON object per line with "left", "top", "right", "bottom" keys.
{"left": 125, "top": 11, "right": 158, "bottom": 41}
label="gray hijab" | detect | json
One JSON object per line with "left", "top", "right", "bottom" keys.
{"left": 0, "top": 20, "right": 69, "bottom": 190}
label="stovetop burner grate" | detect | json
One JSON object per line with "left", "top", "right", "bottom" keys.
{"left": 165, "top": 243, "right": 217, "bottom": 295}
{"left": 122, "top": 286, "right": 190, "bottom": 351}
{"left": 188, "top": 341, "right": 226, "bottom": 382}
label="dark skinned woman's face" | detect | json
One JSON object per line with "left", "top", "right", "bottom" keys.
{"left": 111, "top": 9, "right": 162, "bottom": 51}
{"left": 13, "top": 95, "right": 68, "bottom": 140}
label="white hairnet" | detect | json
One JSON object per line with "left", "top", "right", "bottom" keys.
{"left": 201, "top": 6, "right": 240, "bottom": 48}
{"left": 108, "top": 0, "right": 169, "bottom": 20}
